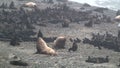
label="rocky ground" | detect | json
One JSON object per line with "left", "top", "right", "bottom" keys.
{"left": 0, "top": 0, "right": 120, "bottom": 68}
{"left": 0, "top": 22, "right": 120, "bottom": 68}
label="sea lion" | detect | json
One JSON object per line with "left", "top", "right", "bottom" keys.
{"left": 54, "top": 36, "right": 66, "bottom": 49}
{"left": 36, "top": 37, "right": 57, "bottom": 56}
{"left": 23, "top": 2, "right": 37, "bottom": 8}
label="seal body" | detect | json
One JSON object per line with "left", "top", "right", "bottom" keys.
{"left": 24, "top": 2, "right": 37, "bottom": 8}
{"left": 54, "top": 36, "right": 66, "bottom": 49}
{"left": 36, "top": 37, "right": 57, "bottom": 56}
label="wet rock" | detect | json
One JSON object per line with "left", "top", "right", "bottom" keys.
{"left": 9, "top": 53, "right": 28, "bottom": 66}
{"left": 10, "top": 36, "right": 20, "bottom": 46}
{"left": 83, "top": 32, "right": 120, "bottom": 51}
{"left": 62, "top": 22, "right": 69, "bottom": 27}
{"left": 84, "top": 20, "right": 93, "bottom": 27}
{"left": 85, "top": 56, "right": 109, "bottom": 63}
{"left": 10, "top": 60, "right": 28, "bottom": 66}
{"left": 83, "top": 3, "right": 91, "bottom": 7}
{"left": 94, "top": 7, "right": 108, "bottom": 13}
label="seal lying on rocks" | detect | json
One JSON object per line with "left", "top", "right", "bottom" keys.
{"left": 54, "top": 36, "right": 66, "bottom": 49}
{"left": 36, "top": 37, "right": 57, "bottom": 56}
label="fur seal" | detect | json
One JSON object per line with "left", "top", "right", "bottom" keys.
{"left": 36, "top": 37, "right": 57, "bottom": 56}
{"left": 54, "top": 36, "right": 66, "bottom": 49}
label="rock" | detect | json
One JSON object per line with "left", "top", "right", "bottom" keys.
{"left": 10, "top": 60, "right": 28, "bottom": 66}
{"left": 8, "top": 54, "right": 20, "bottom": 60}
{"left": 85, "top": 56, "right": 109, "bottom": 63}
{"left": 9, "top": 54, "right": 28, "bottom": 66}
{"left": 9, "top": 54, "right": 16, "bottom": 59}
